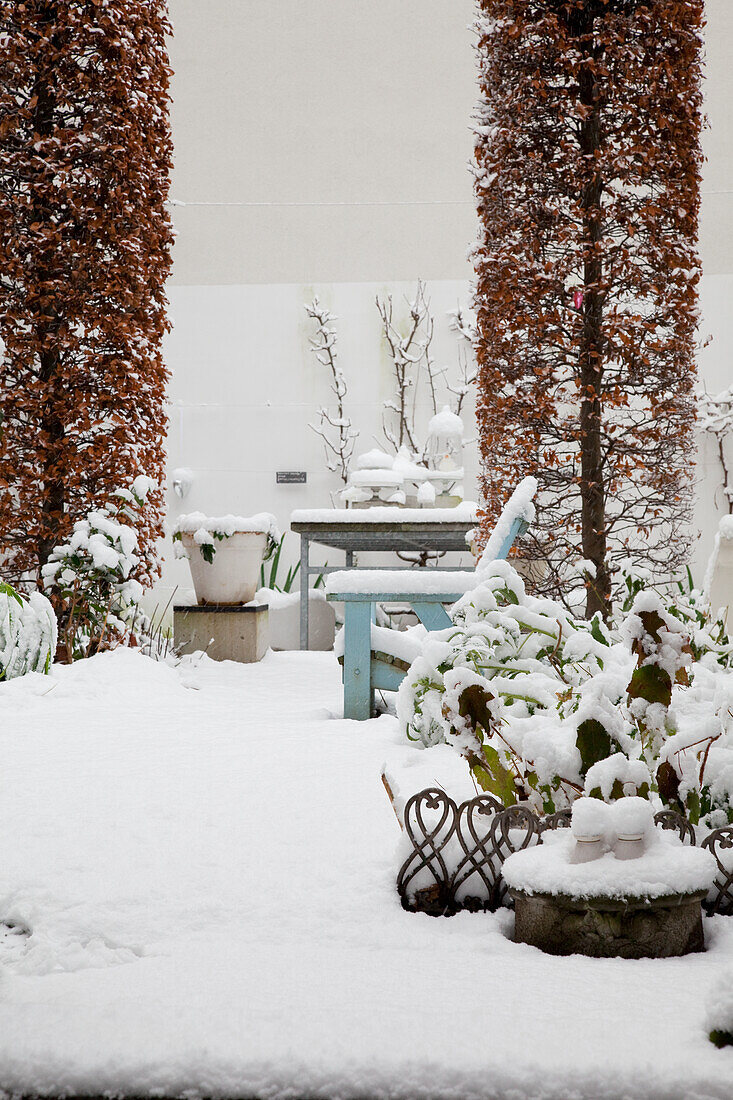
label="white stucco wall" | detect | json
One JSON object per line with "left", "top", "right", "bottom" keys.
{"left": 157, "top": 0, "right": 733, "bottom": 610}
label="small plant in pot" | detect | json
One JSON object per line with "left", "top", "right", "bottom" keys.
{"left": 173, "top": 512, "right": 280, "bottom": 605}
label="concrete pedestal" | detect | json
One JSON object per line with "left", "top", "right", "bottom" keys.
{"left": 174, "top": 604, "right": 269, "bottom": 663}
{"left": 510, "top": 887, "right": 708, "bottom": 959}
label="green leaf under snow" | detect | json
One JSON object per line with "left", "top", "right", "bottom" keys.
{"left": 576, "top": 718, "right": 613, "bottom": 776}
{"left": 627, "top": 664, "right": 672, "bottom": 708}
{"left": 471, "top": 744, "right": 517, "bottom": 806}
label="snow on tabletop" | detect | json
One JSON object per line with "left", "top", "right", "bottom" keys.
{"left": 291, "top": 502, "right": 478, "bottom": 524}
{"left": 503, "top": 828, "right": 717, "bottom": 901}
{"left": 326, "top": 568, "right": 477, "bottom": 595}
{"left": 173, "top": 511, "right": 280, "bottom": 539}
{"left": 2, "top": 648, "right": 733, "bottom": 1097}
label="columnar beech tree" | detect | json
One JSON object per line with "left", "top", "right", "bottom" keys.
{"left": 472, "top": 0, "right": 704, "bottom": 618}
{"left": 0, "top": 0, "right": 173, "bottom": 587}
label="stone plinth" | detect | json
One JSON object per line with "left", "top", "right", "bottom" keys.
{"left": 174, "top": 604, "right": 269, "bottom": 663}
{"left": 510, "top": 887, "right": 708, "bottom": 959}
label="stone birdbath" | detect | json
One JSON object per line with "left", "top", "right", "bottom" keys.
{"left": 502, "top": 798, "right": 717, "bottom": 959}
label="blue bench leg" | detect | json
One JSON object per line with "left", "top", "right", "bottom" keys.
{"left": 343, "top": 602, "right": 374, "bottom": 720}
{"left": 412, "top": 602, "right": 453, "bottom": 631}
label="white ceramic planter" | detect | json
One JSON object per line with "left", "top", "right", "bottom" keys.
{"left": 181, "top": 531, "right": 268, "bottom": 605}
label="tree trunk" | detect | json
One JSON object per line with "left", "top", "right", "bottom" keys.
{"left": 574, "top": 6, "right": 611, "bottom": 619}
{"left": 32, "top": 6, "right": 64, "bottom": 580}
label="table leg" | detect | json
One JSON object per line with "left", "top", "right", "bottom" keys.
{"left": 300, "top": 536, "right": 310, "bottom": 650}
{"left": 345, "top": 549, "right": 354, "bottom": 567}
{"left": 342, "top": 601, "right": 373, "bottom": 720}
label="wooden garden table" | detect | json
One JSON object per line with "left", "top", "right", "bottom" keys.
{"left": 290, "top": 506, "right": 478, "bottom": 650}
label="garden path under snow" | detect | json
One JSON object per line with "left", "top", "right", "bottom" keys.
{"left": 0, "top": 648, "right": 732, "bottom": 1099}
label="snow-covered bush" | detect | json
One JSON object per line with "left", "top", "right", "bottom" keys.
{"left": 397, "top": 562, "right": 733, "bottom": 826}
{"left": 0, "top": 581, "right": 57, "bottom": 680}
{"left": 41, "top": 476, "right": 157, "bottom": 660}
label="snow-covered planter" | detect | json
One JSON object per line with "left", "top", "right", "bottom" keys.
{"left": 173, "top": 513, "right": 280, "bottom": 606}
{"left": 0, "top": 582, "right": 57, "bottom": 679}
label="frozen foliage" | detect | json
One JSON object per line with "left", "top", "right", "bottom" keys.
{"left": 0, "top": 582, "right": 56, "bottom": 680}
{"left": 42, "top": 478, "right": 157, "bottom": 659}
{"left": 502, "top": 828, "right": 716, "bottom": 901}
{"left": 397, "top": 557, "right": 733, "bottom": 826}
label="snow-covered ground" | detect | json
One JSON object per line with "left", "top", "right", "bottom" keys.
{"left": 1, "top": 648, "right": 732, "bottom": 1099}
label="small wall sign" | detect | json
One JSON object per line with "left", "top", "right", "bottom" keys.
{"left": 276, "top": 471, "right": 307, "bottom": 484}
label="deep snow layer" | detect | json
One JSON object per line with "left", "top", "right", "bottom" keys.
{"left": 1, "top": 649, "right": 733, "bottom": 1099}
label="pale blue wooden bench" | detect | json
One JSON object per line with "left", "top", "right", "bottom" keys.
{"left": 326, "top": 511, "right": 529, "bottom": 720}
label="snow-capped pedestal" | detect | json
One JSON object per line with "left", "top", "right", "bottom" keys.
{"left": 503, "top": 828, "right": 716, "bottom": 959}
{"left": 173, "top": 603, "right": 269, "bottom": 664}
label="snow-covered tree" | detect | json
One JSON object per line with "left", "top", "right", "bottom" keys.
{"left": 306, "top": 298, "right": 359, "bottom": 488}
{"left": 0, "top": 1, "right": 173, "bottom": 588}
{"left": 472, "top": 0, "right": 704, "bottom": 619}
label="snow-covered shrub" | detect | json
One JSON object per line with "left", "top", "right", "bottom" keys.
{"left": 0, "top": 581, "right": 57, "bottom": 679}
{"left": 41, "top": 476, "right": 157, "bottom": 660}
{"left": 172, "top": 513, "right": 280, "bottom": 565}
{"left": 397, "top": 562, "right": 733, "bottom": 826}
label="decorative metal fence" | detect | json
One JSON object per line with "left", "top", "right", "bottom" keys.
{"left": 396, "top": 787, "right": 733, "bottom": 918}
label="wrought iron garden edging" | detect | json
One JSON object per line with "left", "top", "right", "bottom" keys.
{"left": 396, "top": 788, "right": 733, "bottom": 918}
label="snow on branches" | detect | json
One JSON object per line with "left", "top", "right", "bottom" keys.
{"left": 472, "top": 0, "right": 704, "bottom": 619}
{"left": 377, "top": 280, "right": 440, "bottom": 462}
{"left": 0, "top": 1, "right": 173, "bottom": 588}
{"left": 306, "top": 298, "right": 359, "bottom": 489}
